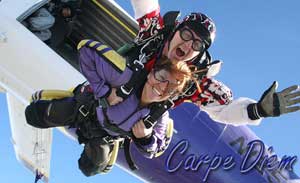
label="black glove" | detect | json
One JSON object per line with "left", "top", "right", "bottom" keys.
{"left": 247, "top": 81, "right": 300, "bottom": 120}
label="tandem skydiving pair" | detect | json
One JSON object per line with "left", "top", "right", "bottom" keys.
{"left": 25, "top": 0, "right": 300, "bottom": 177}
{"left": 25, "top": 40, "right": 194, "bottom": 176}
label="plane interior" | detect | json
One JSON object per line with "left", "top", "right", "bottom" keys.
{"left": 19, "top": 0, "right": 138, "bottom": 69}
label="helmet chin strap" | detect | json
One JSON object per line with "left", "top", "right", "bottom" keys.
{"left": 161, "top": 41, "right": 170, "bottom": 58}
{"left": 165, "top": 23, "right": 180, "bottom": 57}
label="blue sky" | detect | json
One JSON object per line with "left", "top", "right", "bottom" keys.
{"left": 1, "top": 0, "right": 300, "bottom": 182}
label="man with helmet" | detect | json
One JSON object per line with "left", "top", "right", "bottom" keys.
{"left": 113, "top": 0, "right": 300, "bottom": 127}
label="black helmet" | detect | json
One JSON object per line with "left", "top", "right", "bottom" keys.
{"left": 178, "top": 12, "right": 216, "bottom": 49}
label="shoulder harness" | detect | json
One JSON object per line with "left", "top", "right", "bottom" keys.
{"left": 77, "top": 39, "right": 126, "bottom": 73}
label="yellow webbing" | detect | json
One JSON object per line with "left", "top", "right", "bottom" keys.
{"left": 77, "top": 39, "right": 126, "bottom": 72}
{"left": 101, "top": 141, "right": 120, "bottom": 173}
{"left": 30, "top": 90, "right": 74, "bottom": 102}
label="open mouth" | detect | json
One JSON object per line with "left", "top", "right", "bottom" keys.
{"left": 176, "top": 47, "right": 186, "bottom": 58}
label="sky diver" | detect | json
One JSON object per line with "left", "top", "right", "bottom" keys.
{"left": 115, "top": 0, "right": 300, "bottom": 126}
{"left": 25, "top": 43, "right": 195, "bottom": 176}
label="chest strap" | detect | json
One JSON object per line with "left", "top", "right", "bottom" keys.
{"left": 116, "top": 53, "right": 148, "bottom": 99}
{"left": 143, "top": 99, "right": 174, "bottom": 129}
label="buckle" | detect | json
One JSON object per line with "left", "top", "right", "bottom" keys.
{"left": 79, "top": 105, "right": 89, "bottom": 117}
{"left": 133, "top": 54, "right": 145, "bottom": 70}
{"left": 166, "top": 99, "right": 175, "bottom": 108}
{"left": 102, "top": 136, "right": 114, "bottom": 144}
{"left": 120, "top": 85, "right": 133, "bottom": 95}
{"left": 133, "top": 59, "right": 144, "bottom": 69}
{"left": 143, "top": 116, "right": 155, "bottom": 129}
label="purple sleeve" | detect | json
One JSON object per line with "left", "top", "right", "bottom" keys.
{"left": 135, "top": 112, "right": 170, "bottom": 159}
{"left": 78, "top": 47, "right": 122, "bottom": 99}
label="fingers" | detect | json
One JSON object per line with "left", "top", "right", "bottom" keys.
{"left": 135, "top": 120, "right": 146, "bottom": 131}
{"left": 110, "top": 96, "right": 123, "bottom": 105}
{"left": 132, "top": 120, "right": 151, "bottom": 138}
{"left": 133, "top": 120, "right": 141, "bottom": 129}
{"left": 132, "top": 123, "right": 138, "bottom": 136}
{"left": 280, "top": 85, "right": 300, "bottom": 110}
{"left": 279, "top": 85, "right": 299, "bottom": 96}
{"left": 132, "top": 120, "right": 144, "bottom": 138}
{"left": 107, "top": 88, "right": 123, "bottom": 105}
{"left": 284, "top": 106, "right": 300, "bottom": 114}
{"left": 286, "top": 98, "right": 300, "bottom": 106}
{"left": 285, "top": 91, "right": 300, "bottom": 99}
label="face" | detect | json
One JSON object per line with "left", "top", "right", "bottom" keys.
{"left": 62, "top": 7, "right": 72, "bottom": 18}
{"left": 141, "top": 69, "right": 182, "bottom": 104}
{"left": 164, "top": 27, "right": 204, "bottom": 62}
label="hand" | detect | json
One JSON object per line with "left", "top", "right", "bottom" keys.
{"left": 132, "top": 120, "right": 153, "bottom": 139}
{"left": 257, "top": 81, "right": 300, "bottom": 117}
{"left": 107, "top": 88, "right": 123, "bottom": 106}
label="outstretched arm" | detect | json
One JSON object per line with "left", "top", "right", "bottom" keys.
{"left": 131, "top": 0, "right": 159, "bottom": 19}
{"left": 130, "top": 0, "right": 163, "bottom": 43}
{"left": 196, "top": 78, "right": 262, "bottom": 125}
{"left": 247, "top": 81, "right": 300, "bottom": 119}
{"left": 200, "top": 97, "right": 262, "bottom": 126}
{"left": 197, "top": 79, "right": 300, "bottom": 126}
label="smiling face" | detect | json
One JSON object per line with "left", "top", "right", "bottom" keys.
{"left": 142, "top": 70, "right": 178, "bottom": 103}
{"left": 140, "top": 59, "right": 191, "bottom": 106}
{"left": 163, "top": 27, "right": 202, "bottom": 62}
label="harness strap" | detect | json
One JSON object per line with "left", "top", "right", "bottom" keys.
{"left": 74, "top": 100, "right": 100, "bottom": 141}
{"left": 72, "top": 84, "right": 114, "bottom": 144}
{"left": 73, "top": 92, "right": 130, "bottom": 173}
{"left": 99, "top": 99, "right": 138, "bottom": 171}
{"left": 143, "top": 99, "right": 174, "bottom": 129}
{"left": 124, "top": 137, "right": 138, "bottom": 170}
{"left": 116, "top": 54, "right": 148, "bottom": 99}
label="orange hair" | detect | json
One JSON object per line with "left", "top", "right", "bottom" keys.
{"left": 154, "top": 56, "right": 201, "bottom": 94}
